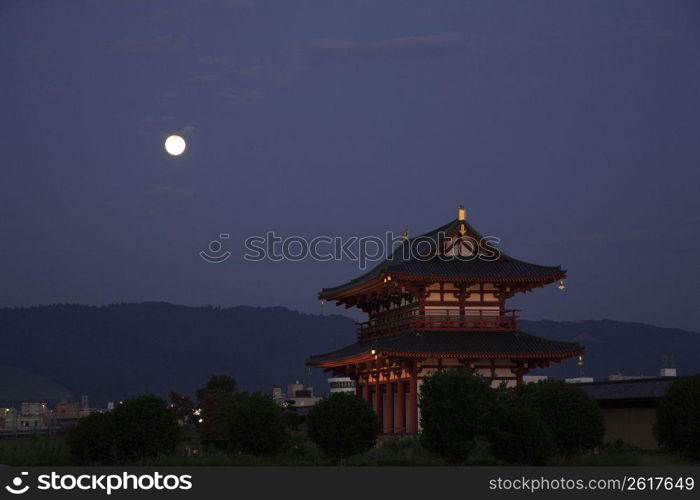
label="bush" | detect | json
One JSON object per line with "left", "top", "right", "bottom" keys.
{"left": 279, "top": 427, "right": 326, "bottom": 465}
{"left": 69, "top": 394, "right": 178, "bottom": 464}
{"left": 518, "top": 381, "right": 604, "bottom": 456}
{"left": 346, "top": 436, "right": 445, "bottom": 466}
{"left": 419, "top": 370, "right": 499, "bottom": 462}
{"left": 655, "top": 375, "right": 700, "bottom": 459}
{"left": 112, "top": 394, "right": 179, "bottom": 462}
{"left": 228, "top": 391, "right": 289, "bottom": 455}
{"left": 490, "top": 397, "right": 556, "bottom": 465}
{"left": 69, "top": 412, "right": 116, "bottom": 464}
{"left": 307, "top": 393, "right": 378, "bottom": 459}
{"left": 1, "top": 435, "right": 72, "bottom": 466}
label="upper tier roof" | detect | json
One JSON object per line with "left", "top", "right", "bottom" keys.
{"left": 319, "top": 216, "right": 566, "bottom": 299}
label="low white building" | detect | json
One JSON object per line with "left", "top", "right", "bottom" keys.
{"left": 328, "top": 376, "right": 356, "bottom": 394}
{"left": 565, "top": 377, "right": 595, "bottom": 384}
{"left": 272, "top": 380, "right": 321, "bottom": 408}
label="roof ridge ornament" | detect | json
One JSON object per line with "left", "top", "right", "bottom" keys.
{"left": 458, "top": 205, "right": 467, "bottom": 235}
{"left": 458, "top": 205, "right": 466, "bottom": 221}
{"left": 402, "top": 228, "right": 409, "bottom": 241}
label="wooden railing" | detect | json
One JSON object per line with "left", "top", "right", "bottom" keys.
{"left": 357, "top": 308, "right": 519, "bottom": 339}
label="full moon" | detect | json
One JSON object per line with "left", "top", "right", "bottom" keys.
{"left": 164, "top": 135, "right": 186, "bottom": 156}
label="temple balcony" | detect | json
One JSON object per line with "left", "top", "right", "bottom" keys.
{"left": 357, "top": 307, "right": 520, "bottom": 340}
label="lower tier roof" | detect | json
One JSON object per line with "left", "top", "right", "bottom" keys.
{"left": 307, "top": 330, "right": 583, "bottom": 366}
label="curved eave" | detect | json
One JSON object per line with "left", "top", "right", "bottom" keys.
{"left": 387, "top": 270, "right": 566, "bottom": 285}
{"left": 319, "top": 269, "right": 566, "bottom": 301}
{"left": 308, "top": 347, "right": 584, "bottom": 369}
{"left": 319, "top": 275, "right": 386, "bottom": 301}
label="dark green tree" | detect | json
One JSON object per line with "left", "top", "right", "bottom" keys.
{"left": 307, "top": 393, "right": 378, "bottom": 460}
{"left": 228, "top": 391, "right": 289, "bottom": 455}
{"left": 419, "top": 370, "right": 499, "bottom": 462}
{"left": 111, "top": 394, "right": 179, "bottom": 461}
{"left": 68, "top": 411, "right": 116, "bottom": 465}
{"left": 489, "top": 397, "right": 557, "bottom": 465}
{"left": 282, "top": 401, "right": 303, "bottom": 430}
{"left": 654, "top": 375, "right": 700, "bottom": 459}
{"left": 196, "top": 374, "right": 237, "bottom": 400}
{"left": 196, "top": 375, "right": 239, "bottom": 447}
{"left": 69, "top": 394, "right": 179, "bottom": 464}
{"left": 517, "top": 381, "right": 604, "bottom": 456}
{"left": 169, "top": 391, "right": 195, "bottom": 426}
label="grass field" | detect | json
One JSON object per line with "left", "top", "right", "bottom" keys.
{"left": 0, "top": 432, "right": 691, "bottom": 467}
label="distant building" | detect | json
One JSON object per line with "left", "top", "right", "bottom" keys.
{"left": 0, "top": 408, "right": 17, "bottom": 430}
{"left": 522, "top": 375, "right": 548, "bottom": 384}
{"left": 21, "top": 402, "right": 48, "bottom": 416}
{"left": 287, "top": 381, "right": 313, "bottom": 398}
{"left": 55, "top": 401, "right": 80, "bottom": 427}
{"left": 1, "top": 404, "right": 50, "bottom": 432}
{"left": 608, "top": 373, "right": 650, "bottom": 381}
{"left": 328, "top": 376, "right": 356, "bottom": 394}
{"left": 0, "top": 397, "right": 109, "bottom": 434}
{"left": 16, "top": 414, "right": 48, "bottom": 430}
{"left": 608, "top": 368, "right": 677, "bottom": 381}
{"left": 273, "top": 380, "right": 321, "bottom": 409}
{"left": 578, "top": 376, "right": 679, "bottom": 449}
{"left": 565, "top": 377, "right": 595, "bottom": 384}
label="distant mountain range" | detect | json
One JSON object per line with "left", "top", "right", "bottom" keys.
{"left": 519, "top": 319, "right": 700, "bottom": 380}
{"left": 0, "top": 304, "right": 698, "bottom": 405}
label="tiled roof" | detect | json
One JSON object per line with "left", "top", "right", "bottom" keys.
{"left": 319, "top": 217, "right": 565, "bottom": 298}
{"left": 307, "top": 330, "right": 583, "bottom": 365}
{"left": 387, "top": 258, "right": 563, "bottom": 279}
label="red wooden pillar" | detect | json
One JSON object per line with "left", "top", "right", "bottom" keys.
{"left": 408, "top": 366, "right": 418, "bottom": 434}
{"left": 385, "top": 381, "right": 394, "bottom": 435}
{"left": 363, "top": 380, "right": 371, "bottom": 405}
{"left": 375, "top": 375, "right": 383, "bottom": 431}
{"left": 396, "top": 378, "right": 406, "bottom": 434}
{"left": 418, "top": 285, "right": 426, "bottom": 328}
{"left": 515, "top": 361, "right": 525, "bottom": 386}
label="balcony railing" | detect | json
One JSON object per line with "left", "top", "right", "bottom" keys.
{"left": 357, "top": 307, "right": 519, "bottom": 340}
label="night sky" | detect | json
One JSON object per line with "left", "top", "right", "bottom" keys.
{"left": 1, "top": 0, "right": 699, "bottom": 331}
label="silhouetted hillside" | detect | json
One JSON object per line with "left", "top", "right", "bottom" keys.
{"left": 0, "top": 303, "right": 355, "bottom": 405}
{"left": 521, "top": 319, "right": 700, "bottom": 380}
{"left": 0, "top": 304, "right": 698, "bottom": 405}
{"left": 0, "top": 366, "right": 73, "bottom": 404}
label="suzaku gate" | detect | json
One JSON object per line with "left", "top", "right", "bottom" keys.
{"left": 308, "top": 206, "right": 584, "bottom": 435}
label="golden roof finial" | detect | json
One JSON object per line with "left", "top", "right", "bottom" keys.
{"left": 402, "top": 228, "right": 409, "bottom": 241}
{"left": 458, "top": 205, "right": 466, "bottom": 221}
